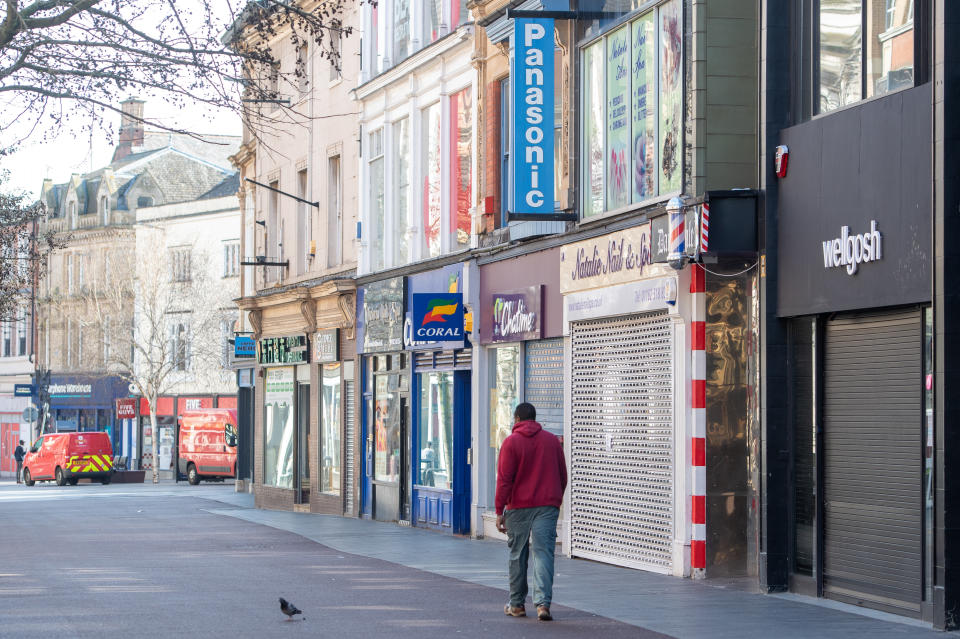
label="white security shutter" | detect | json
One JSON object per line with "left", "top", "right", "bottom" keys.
{"left": 570, "top": 310, "right": 674, "bottom": 572}
{"left": 524, "top": 338, "right": 564, "bottom": 436}
{"left": 344, "top": 379, "right": 356, "bottom": 516}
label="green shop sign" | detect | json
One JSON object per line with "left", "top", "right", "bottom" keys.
{"left": 258, "top": 335, "right": 310, "bottom": 365}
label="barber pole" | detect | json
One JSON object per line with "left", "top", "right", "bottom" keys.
{"left": 669, "top": 209, "right": 685, "bottom": 261}
{"left": 700, "top": 203, "right": 709, "bottom": 253}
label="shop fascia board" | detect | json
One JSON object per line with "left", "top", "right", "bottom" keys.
{"left": 235, "top": 278, "right": 355, "bottom": 311}
{"left": 352, "top": 25, "right": 475, "bottom": 102}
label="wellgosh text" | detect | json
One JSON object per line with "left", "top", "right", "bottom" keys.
{"left": 821, "top": 220, "right": 882, "bottom": 275}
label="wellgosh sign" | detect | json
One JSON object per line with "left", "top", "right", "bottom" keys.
{"left": 821, "top": 220, "right": 882, "bottom": 275}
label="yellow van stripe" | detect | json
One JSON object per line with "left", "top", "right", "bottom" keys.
{"left": 63, "top": 454, "right": 113, "bottom": 473}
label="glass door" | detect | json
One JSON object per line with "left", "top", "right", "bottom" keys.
{"left": 297, "top": 382, "right": 311, "bottom": 504}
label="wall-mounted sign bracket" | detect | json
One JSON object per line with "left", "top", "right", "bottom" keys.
{"left": 244, "top": 177, "right": 319, "bottom": 208}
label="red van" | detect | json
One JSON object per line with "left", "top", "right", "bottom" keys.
{"left": 178, "top": 409, "right": 238, "bottom": 485}
{"left": 22, "top": 432, "right": 114, "bottom": 486}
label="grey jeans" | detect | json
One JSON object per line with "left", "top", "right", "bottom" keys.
{"left": 505, "top": 505, "right": 559, "bottom": 608}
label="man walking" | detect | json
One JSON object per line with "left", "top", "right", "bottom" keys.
{"left": 14, "top": 440, "right": 25, "bottom": 484}
{"left": 495, "top": 402, "right": 567, "bottom": 621}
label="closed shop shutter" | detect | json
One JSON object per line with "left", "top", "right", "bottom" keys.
{"left": 524, "top": 338, "right": 564, "bottom": 436}
{"left": 570, "top": 310, "right": 674, "bottom": 573}
{"left": 414, "top": 350, "right": 472, "bottom": 370}
{"left": 344, "top": 379, "right": 356, "bottom": 516}
{"left": 823, "top": 308, "right": 922, "bottom": 616}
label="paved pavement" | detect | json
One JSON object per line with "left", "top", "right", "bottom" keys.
{"left": 0, "top": 479, "right": 948, "bottom": 638}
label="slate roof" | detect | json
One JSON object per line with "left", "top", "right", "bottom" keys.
{"left": 198, "top": 172, "right": 240, "bottom": 200}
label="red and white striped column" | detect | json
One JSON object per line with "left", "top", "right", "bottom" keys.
{"left": 690, "top": 263, "right": 707, "bottom": 579}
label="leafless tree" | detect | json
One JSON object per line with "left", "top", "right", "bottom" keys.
{"left": 78, "top": 230, "right": 232, "bottom": 483}
{"left": 0, "top": 0, "right": 362, "bottom": 144}
{"left": 0, "top": 162, "right": 60, "bottom": 322}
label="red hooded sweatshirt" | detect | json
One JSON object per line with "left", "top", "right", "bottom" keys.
{"left": 495, "top": 420, "right": 567, "bottom": 515}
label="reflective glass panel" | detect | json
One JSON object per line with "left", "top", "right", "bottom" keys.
{"left": 865, "top": 0, "right": 914, "bottom": 98}
{"left": 263, "top": 367, "right": 295, "bottom": 488}
{"left": 820, "top": 0, "right": 863, "bottom": 112}
{"left": 321, "top": 363, "right": 342, "bottom": 494}
{"left": 418, "top": 371, "right": 454, "bottom": 490}
{"left": 374, "top": 374, "right": 399, "bottom": 482}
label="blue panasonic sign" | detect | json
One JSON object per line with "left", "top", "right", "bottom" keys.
{"left": 511, "top": 17, "right": 555, "bottom": 217}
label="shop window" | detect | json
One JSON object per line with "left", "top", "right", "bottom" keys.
{"left": 170, "top": 247, "right": 191, "bottom": 283}
{"left": 267, "top": 181, "right": 280, "bottom": 283}
{"left": 393, "top": 0, "right": 411, "bottom": 64}
{"left": 581, "top": 0, "right": 683, "bottom": 219}
{"left": 499, "top": 76, "right": 510, "bottom": 225}
{"left": 320, "top": 363, "right": 342, "bottom": 495}
{"left": 391, "top": 121, "right": 409, "bottom": 266}
{"left": 449, "top": 87, "right": 472, "bottom": 252}
{"left": 369, "top": 129, "right": 386, "bottom": 271}
{"left": 364, "top": 94, "right": 472, "bottom": 275}
{"left": 169, "top": 320, "right": 190, "bottom": 372}
{"left": 17, "top": 307, "right": 27, "bottom": 356}
{"left": 817, "top": 0, "right": 917, "bottom": 113}
{"left": 66, "top": 318, "right": 73, "bottom": 367}
{"left": 330, "top": 35, "right": 341, "bottom": 82}
{"left": 374, "top": 373, "right": 399, "bottom": 482}
{"left": 264, "top": 367, "right": 295, "bottom": 488}
{"left": 67, "top": 253, "right": 74, "bottom": 294}
{"left": 421, "top": 101, "right": 442, "bottom": 258}
{"left": 486, "top": 345, "right": 520, "bottom": 499}
{"left": 327, "top": 155, "right": 342, "bottom": 268}
{"left": 102, "top": 315, "right": 111, "bottom": 365}
{"left": 418, "top": 371, "right": 454, "bottom": 490}
{"left": 365, "top": 1, "right": 469, "bottom": 80}
{"left": 296, "top": 169, "right": 310, "bottom": 276}
{"left": 1, "top": 321, "right": 10, "bottom": 357}
{"left": 223, "top": 241, "right": 240, "bottom": 278}
{"left": 297, "top": 43, "right": 309, "bottom": 93}
{"left": 422, "top": 0, "right": 441, "bottom": 47}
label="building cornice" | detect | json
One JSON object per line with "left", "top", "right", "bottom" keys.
{"left": 353, "top": 24, "right": 475, "bottom": 101}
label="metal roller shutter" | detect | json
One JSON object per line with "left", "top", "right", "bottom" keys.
{"left": 525, "top": 339, "right": 564, "bottom": 437}
{"left": 570, "top": 310, "right": 674, "bottom": 572}
{"left": 344, "top": 379, "right": 355, "bottom": 516}
{"left": 823, "top": 308, "right": 922, "bottom": 616}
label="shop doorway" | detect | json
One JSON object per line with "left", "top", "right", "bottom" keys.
{"left": 821, "top": 309, "right": 923, "bottom": 616}
{"left": 296, "top": 382, "right": 311, "bottom": 505}
{"left": 1, "top": 422, "right": 18, "bottom": 474}
{"left": 569, "top": 310, "right": 676, "bottom": 573}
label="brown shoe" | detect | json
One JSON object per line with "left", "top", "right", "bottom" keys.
{"left": 537, "top": 606, "right": 552, "bottom": 621}
{"left": 504, "top": 604, "right": 526, "bottom": 617}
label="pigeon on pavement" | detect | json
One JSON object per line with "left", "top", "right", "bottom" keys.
{"left": 279, "top": 597, "right": 304, "bottom": 621}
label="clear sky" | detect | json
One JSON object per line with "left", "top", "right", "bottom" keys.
{"left": 0, "top": 97, "right": 241, "bottom": 200}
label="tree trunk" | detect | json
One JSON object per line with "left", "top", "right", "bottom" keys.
{"left": 150, "top": 402, "right": 160, "bottom": 484}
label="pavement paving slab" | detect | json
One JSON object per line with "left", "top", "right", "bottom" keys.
{"left": 0, "top": 480, "right": 948, "bottom": 638}
{"left": 0, "top": 481, "right": 659, "bottom": 639}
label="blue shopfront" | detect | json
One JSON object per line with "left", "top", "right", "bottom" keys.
{"left": 405, "top": 264, "right": 472, "bottom": 535}
{"left": 45, "top": 375, "right": 130, "bottom": 455}
{"left": 358, "top": 277, "right": 409, "bottom": 524}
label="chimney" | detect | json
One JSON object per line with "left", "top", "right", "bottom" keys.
{"left": 113, "top": 98, "right": 145, "bottom": 162}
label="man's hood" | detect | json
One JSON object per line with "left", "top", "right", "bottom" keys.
{"left": 512, "top": 420, "right": 543, "bottom": 437}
